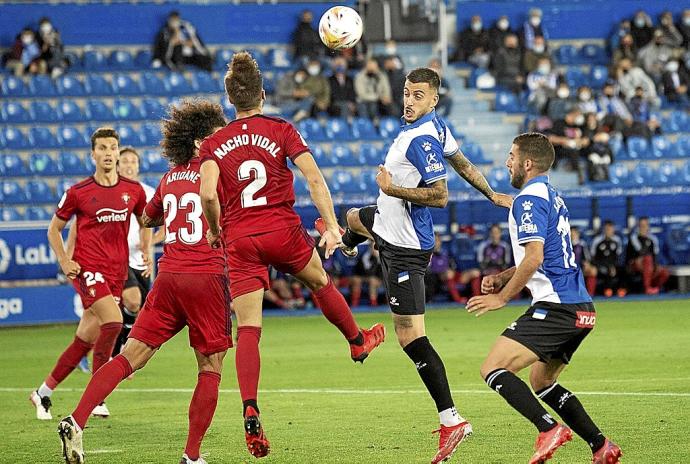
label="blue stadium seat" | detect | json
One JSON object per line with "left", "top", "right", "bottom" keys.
{"left": 608, "top": 164, "right": 630, "bottom": 185}
{"left": 682, "top": 160, "right": 690, "bottom": 183}
{"left": 56, "top": 75, "right": 85, "bottom": 96}
{"left": 117, "top": 125, "right": 144, "bottom": 146}
{"left": 220, "top": 98, "right": 236, "bottom": 119}
{"left": 3, "top": 127, "right": 31, "bottom": 150}
{"left": 579, "top": 44, "right": 607, "bottom": 64}
{"left": 0, "top": 207, "right": 23, "bottom": 221}
{"left": 32, "top": 100, "right": 59, "bottom": 123}
{"left": 215, "top": 49, "right": 235, "bottom": 70}
{"left": 378, "top": 117, "right": 400, "bottom": 139}
{"left": 324, "top": 118, "right": 352, "bottom": 141}
{"left": 59, "top": 152, "right": 88, "bottom": 175}
{"left": 85, "top": 74, "right": 114, "bottom": 95}
{"left": 1, "top": 181, "right": 28, "bottom": 203}
{"left": 141, "top": 123, "right": 162, "bottom": 146}
{"left": 192, "top": 71, "right": 221, "bottom": 93}
{"left": 495, "top": 91, "right": 520, "bottom": 113}
{"left": 351, "top": 117, "right": 378, "bottom": 140}
{"left": 293, "top": 176, "right": 309, "bottom": 195}
{"left": 30, "top": 127, "right": 58, "bottom": 149}
{"left": 488, "top": 166, "right": 511, "bottom": 191}
{"left": 359, "top": 144, "right": 382, "bottom": 165}
{"left": 108, "top": 50, "right": 134, "bottom": 70}
{"left": 266, "top": 48, "right": 293, "bottom": 69}
{"left": 588, "top": 65, "right": 608, "bottom": 88}
{"left": 56, "top": 178, "right": 78, "bottom": 198}
{"left": 29, "top": 153, "right": 60, "bottom": 176}
{"left": 28, "top": 75, "right": 56, "bottom": 97}
{"left": 140, "top": 72, "right": 169, "bottom": 95}
{"left": 671, "top": 110, "right": 690, "bottom": 132}
{"left": 142, "top": 175, "right": 161, "bottom": 189}
{"left": 0, "top": 153, "right": 28, "bottom": 176}
{"left": 87, "top": 100, "right": 113, "bottom": 121}
{"left": 113, "top": 99, "right": 144, "bottom": 120}
{"left": 26, "top": 206, "right": 51, "bottom": 221}
{"left": 461, "top": 141, "right": 487, "bottom": 164}
{"left": 134, "top": 49, "right": 152, "bottom": 69}
{"left": 330, "top": 170, "right": 359, "bottom": 194}
{"left": 55, "top": 100, "right": 84, "bottom": 123}
{"left": 63, "top": 51, "right": 82, "bottom": 71}
{"left": 311, "top": 145, "right": 335, "bottom": 167}
{"left": 564, "top": 67, "right": 586, "bottom": 88}
{"left": 57, "top": 126, "right": 89, "bottom": 148}
{"left": 111, "top": 73, "right": 141, "bottom": 96}
{"left": 626, "top": 137, "right": 650, "bottom": 159}
{"left": 26, "top": 180, "right": 55, "bottom": 202}
{"left": 331, "top": 144, "right": 357, "bottom": 166}
{"left": 83, "top": 50, "right": 107, "bottom": 70}
{"left": 166, "top": 73, "right": 193, "bottom": 94}
{"left": 555, "top": 45, "right": 577, "bottom": 65}
{"left": 1, "top": 101, "right": 31, "bottom": 123}
{"left": 651, "top": 136, "right": 672, "bottom": 159}
{"left": 1, "top": 75, "right": 26, "bottom": 97}
{"left": 244, "top": 48, "right": 266, "bottom": 67}
{"left": 360, "top": 170, "right": 379, "bottom": 195}
{"left": 446, "top": 170, "right": 468, "bottom": 191}
{"left": 83, "top": 154, "right": 95, "bottom": 172}
{"left": 609, "top": 136, "right": 625, "bottom": 159}
{"left": 297, "top": 119, "right": 326, "bottom": 142}
{"left": 141, "top": 150, "right": 168, "bottom": 173}
{"left": 141, "top": 98, "right": 166, "bottom": 119}
{"left": 656, "top": 162, "right": 678, "bottom": 185}
{"left": 672, "top": 135, "right": 690, "bottom": 158}
{"left": 630, "top": 162, "right": 655, "bottom": 185}
{"left": 666, "top": 224, "right": 690, "bottom": 265}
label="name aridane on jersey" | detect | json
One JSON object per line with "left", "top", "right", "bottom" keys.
{"left": 373, "top": 110, "right": 458, "bottom": 251}
{"left": 508, "top": 175, "right": 591, "bottom": 305}
{"left": 212, "top": 133, "right": 282, "bottom": 159}
{"left": 166, "top": 170, "right": 201, "bottom": 184}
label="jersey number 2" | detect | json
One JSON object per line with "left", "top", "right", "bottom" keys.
{"left": 163, "top": 192, "right": 203, "bottom": 245}
{"left": 238, "top": 160, "right": 267, "bottom": 208}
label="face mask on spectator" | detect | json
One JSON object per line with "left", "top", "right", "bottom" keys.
{"left": 385, "top": 45, "right": 397, "bottom": 56}
{"left": 40, "top": 23, "right": 52, "bottom": 35}
{"left": 666, "top": 61, "right": 679, "bottom": 72}
{"left": 537, "top": 64, "right": 550, "bottom": 74}
{"left": 634, "top": 17, "right": 646, "bottom": 28}
{"left": 579, "top": 91, "right": 591, "bottom": 101}
{"left": 307, "top": 65, "right": 320, "bottom": 76}
{"left": 533, "top": 44, "right": 545, "bottom": 53}
{"left": 294, "top": 73, "right": 306, "bottom": 84}
{"left": 497, "top": 19, "right": 509, "bottom": 30}
{"left": 335, "top": 65, "right": 346, "bottom": 73}
{"left": 684, "top": 16, "right": 690, "bottom": 26}
{"left": 557, "top": 87, "right": 570, "bottom": 99}
{"left": 530, "top": 16, "right": 541, "bottom": 27}
{"left": 471, "top": 21, "right": 482, "bottom": 32}
{"left": 574, "top": 114, "right": 585, "bottom": 126}
{"left": 21, "top": 34, "right": 33, "bottom": 45}
{"left": 169, "top": 19, "right": 181, "bottom": 29}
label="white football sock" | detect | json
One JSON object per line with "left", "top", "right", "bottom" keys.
{"left": 439, "top": 406, "right": 463, "bottom": 427}
{"left": 38, "top": 382, "right": 53, "bottom": 398}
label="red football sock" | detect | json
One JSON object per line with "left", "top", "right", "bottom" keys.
{"left": 653, "top": 266, "right": 670, "bottom": 288}
{"left": 184, "top": 371, "right": 221, "bottom": 461}
{"left": 350, "top": 284, "right": 361, "bottom": 307}
{"left": 92, "top": 322, "right": 123, "bottom": 374}
{"left": 470, "top": 276, "right": 482, "bottom": 297}
{"left": 312, "top": 277, "right": 360, "bottom": 341}
{"left": 71, "top": 354, "right": 132, "bottom": 429}
{"left": 641, "top": 255, "right": 654, "bottom": 290}
{"left": 586, "top": 276, "right": 597, "bottom": 296}
{"left": 445, "top": 276, "right": 464, "bottom": 303}
{"left": 45, "top": 336, "right": 94, "bottom": 389}
{"left": 236, "top": 326, "right": 262, "bottom": 406}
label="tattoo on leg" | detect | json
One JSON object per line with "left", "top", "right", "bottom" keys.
{"left": 394, "top": 316, "right": 414, "bottom": 329}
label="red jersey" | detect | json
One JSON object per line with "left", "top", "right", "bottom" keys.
{"left": 55, "top": 176, "right": 146, "bottom": 281}
{"left": 145, "top": 157, "right": 226, "bottom": 274}
{"left": 199, "top": 114, "right": 309, "bottom": 243}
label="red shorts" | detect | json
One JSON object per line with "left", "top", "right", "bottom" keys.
{"left": 129, "top": 272, "right": 233, "bottom": 356}
{"left": 72, "top": 270, "right": 124, "bottom": 309}
{"left": 227, "top": 225, "right": 315, "bottom": 298}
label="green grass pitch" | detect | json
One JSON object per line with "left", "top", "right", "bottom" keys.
{"left": 2, "top": 299, "right": 689, "bottom": 463}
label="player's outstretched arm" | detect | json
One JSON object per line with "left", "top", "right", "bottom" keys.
{"left": 446, "top": 149, "right": 512, "bottom": 208}
{"left": 199, "top": 160, "right": 222, "bottom": 247}
{"left": 376, "top": 165, "right": 448, "bottom": 208}
{"left": 141, "top": 211, "right": 164, "bottom": 228}
{"left": 47, "top": 215, "right": 81, "bottom": 279}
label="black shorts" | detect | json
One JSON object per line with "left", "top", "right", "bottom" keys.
{"left": 502, "top": 301, "right": 596, "bottom": 364}
{"left": 359, "top": 206, "right": 431, "bottom": 315}
{"left": 124, "top": 267, "right": 152, "bottom": 302}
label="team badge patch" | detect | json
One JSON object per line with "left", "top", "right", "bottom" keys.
{"left": 532, "top": 309, "right": 548, "bottom": 320}
{"left": 397, "top": 271, "right": 410, "bottom": 283}
{"left": 122, "top": 192, "right": 130, "bottom": 204}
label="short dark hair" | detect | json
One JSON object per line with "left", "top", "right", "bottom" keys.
{"left": 512, "top": 132, "right": 555, "bottom": 173}
{"left": 639, "top": 216, "right": 649, "bottom": 223}
{"left": 119, "top": 146, "right": 139, "bottom": 159}
{"left": 224, "top": 51, "right": 263, "bottom": 112}
{"left": 604, "top": 220, "right": 615, "bottom": 227}
{"left": 90, "top": 127, "right": 119, "bottom": 150}
{"left": 406, "top": 67, "right": 440, "bottom": 92}
{"left": 571, "top": 225, "right": 580, "bottom": 233}
{"left": 160, "top": 99, "right": 226, "bottom": 166}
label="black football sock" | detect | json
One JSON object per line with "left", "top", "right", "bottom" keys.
{"left": 111, "top": 307, "right": 137, "bottom": 357}
{"left": 537, "top": 382, "right": 605, "bottom": 451}
{"left": 243, "top": 399, "right": 260, "bottom": 417}
{"left": 342, "top": 228, "right": 368, "bottom": 248}
{"left": 485, "top": 368, "right": 556, "bottom": 433}
{"left": 348, "top": 331, "right": 364, "bottom": 346}
{"left": 403, "top": 336, "right": 454, "bottom": 412}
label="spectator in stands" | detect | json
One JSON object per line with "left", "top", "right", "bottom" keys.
{"left": 3, "top": 28, "right": 46, "bottom": 76}
{"left": 377, "top": 39, "right": 405, "bottom": 69}
{"left": 608, "top": 19, "right": 631, "bottom": 54}
{"left": 492, "top": 33, "right": 523, "bottom": 94}
{"left": 276, "top": 69, "right": 316, "bottom": 122}
{"left": 629, "top": 86, "right": 662, "bottom": 137}
{"left": 630, "top": 10, "right": 654, "bottom": 49}
{"left": 292, "top": 9, "right": 323, "bottom": 64}
{"left": 570, "top": 226, "right": 598, "bottom": 296}
{"left": 337, "top": 35, "right": 368, "bottom": 70}
{"left": 591, "top": 220, "right": 626, "bottom": 298}
{"left": 453, "top": 15, "right": 490, "bottom": 68}
{"left": 658, "top": 11, "right": 684, "bottom": 49}
{"left": 662, "top": 60, "right": 689, "bottom": 105}
{"left": 638, "top": 29, "right": 674, "bottom": 86}
{"left": 545, "top": 82, "right": 576, "bottom": 121}
{"left": 264, "top": 270, "right": 305, "bottom": 310}
{"left": 488, "top": 15, "right": 513, "bottom": 55}
{"left": 152, "top": 11, "right": 213, "bottom": 72}
{"left": 428, "top": 58, "right": 452, "bottom": 117}
{"left": 303, "top": 58, "right": 330, "bottom": 114}
{"left": 612, "top": 33, "right": 637, "bottom": 69}
{"left": 426, "top": 234, "right": 480, "bottom": 303}
{"left": 576, "top": 86, "right": 598, "bottom": 115}
{"left": 37, "top": 17, "right": 66, "bottom": 78}
{"left": 583, "top": 131, "right": 613, "bottom": 182}
{"left": 354, "top": 58, "right": 393, "bottom": 119}
{"left": 521, "top": 8, "right": 548, "bottom": 51}
{"left": 616, "top": 58, "right": 658, "bottom": 105}
{"left": 547, "top": 107, "right": 588, "bottom": 183}
{"left": 678, "top": 9, "right": 690, "bottom": 48}
{"left": 523, "top": 35, "right": 551, "bottom": 74}
{"left": 328, "top": 57, "right": 356, "bottom": 117}
{"left": 526, "top": 57, "right": 558, "bottom": 114}
{"left": 476, "top": 224, "right": 511, "bottom": 277}
{"left": 597, "top": 80, "right": 633, "bottom": 132}
{"left": 384, "top": 55, "right": 406, "bottom": 116}
{"left": 351, "top": 240, "right": 383, "bottom": 307}
{"left": 626, "top": 216, "right": 670, "bottom": 295}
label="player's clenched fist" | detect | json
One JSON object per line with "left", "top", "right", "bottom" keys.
{"left": 375, "top": 165, "right": 393, "bottom": 194}
{"left": 206, "top": 228, "right": 222, "bottom": 249}
{"left": 481, "top": 275, "right": 501, "bottom": 294}
{"left": 59, "top": 258, "right": 81, "bottom": 280}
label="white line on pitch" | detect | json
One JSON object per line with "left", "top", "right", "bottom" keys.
{"left": 89, "top": 449, "right": 123, "bottom": 454}
{"left": 1, "top": 387, "right": 689, "bottom": 397}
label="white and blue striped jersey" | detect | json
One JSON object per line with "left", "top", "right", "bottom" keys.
{"left": 373, "top": 111, "right": 458, "bottom": 250}
{"left": 508, "top": 175, "right": 591, "bottom": 305}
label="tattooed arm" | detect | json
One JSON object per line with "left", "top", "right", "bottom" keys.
{"left": 377, "top": 165, "right": 448, "bottom": 208}
{"left": 446, "top": 150, "right": 513, "bottom": 208}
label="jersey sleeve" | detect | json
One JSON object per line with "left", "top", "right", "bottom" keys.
{"left": 144, "top": 178, "right": 164, "bottom": 219}
{"left": 133, "top": 184, "right": 147, "bottom": 216}
{"left": 442, "top": 125, "right": 459, "bottom": 158}
{"left": 405, "top": 135, "right": 447, "bottom": 184}
{"left": 55, "top": 187, "right": 78, "bottom": 221}
{"left": 511, "top": 195, "right": 549, "bottom": 245}
{"left": 199, "top": 138, "right": 219, "bottom": 166}
{"left": 283, "top": 123, "right": 310, "bottom": 162}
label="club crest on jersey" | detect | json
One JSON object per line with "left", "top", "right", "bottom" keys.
{"left": 422, "top": 141, "right": 432, "bottom": 152}
{"left": 89, "top": 288, "right": 96, "bottom": 297}
{"left": 122, "top": 193, "right": 130, "bottom": 204}
{"left": 575, "top": 311, "right": 596, "bottom": 328}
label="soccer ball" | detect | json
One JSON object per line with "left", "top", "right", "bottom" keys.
{"left": 318, "top": 6, "right": 363, "bottom": 50}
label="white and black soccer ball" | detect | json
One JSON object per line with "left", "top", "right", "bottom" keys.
{"left": 318, "top": 6, "right": 363, "bottom": 50}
